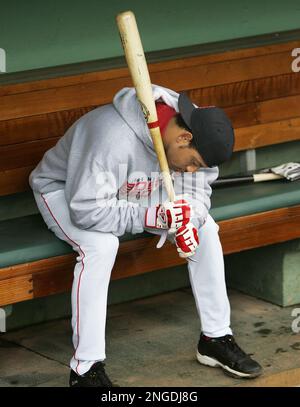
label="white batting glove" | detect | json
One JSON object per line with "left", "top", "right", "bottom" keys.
{"left": 175, "top": 222, "right": 199, "bottom": 258}
{"left": 145, "top": 195, "right": 191, "bottom": 232}
{"left": 270, "top": 162, "right": 300, "bottom": 181}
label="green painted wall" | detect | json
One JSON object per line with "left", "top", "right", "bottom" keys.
{"left": 0, "top": 0, "right": 300, "bottom": 73}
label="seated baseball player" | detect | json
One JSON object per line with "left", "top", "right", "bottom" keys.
{"left": 29, "top": 84, "right": 262, "bottom": 387}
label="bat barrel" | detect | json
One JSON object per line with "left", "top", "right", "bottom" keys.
{"left": 116, "top": 10, "right": 176, "bottom": 202}
{"left": 116, "top": 11, "right": 157, "bottom": 125}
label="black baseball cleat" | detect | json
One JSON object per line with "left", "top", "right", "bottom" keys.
{"left": 196, "top": 333, "right": 263, "bottom": 379}
{"left": 69, "top": 361, "right": 114, "bottom": 387}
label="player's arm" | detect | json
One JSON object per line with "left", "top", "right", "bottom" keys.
{"left": 66, "top": 157, "right": 147, "bottom": 237}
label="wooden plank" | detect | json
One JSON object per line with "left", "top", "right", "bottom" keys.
{"left": 0, "top": 138, "right": 59, "bottom": 171}
{"left": 258, "top": 94, "right": 300, "bottom": 123}
{"left": 0, "top": 107, "right": 95, "bottom": 146}
{"left": 1, "top": 115, "right": 299, "bottom": 173}
{"left": 219, "top": 205, "right": 300, "bottom": 254}
{"left": 1, "top": 205, "right": 300, "bottom": 306}
{"left": 0, "top": 77, "right": 132, "bottom": 121}
{"left": 0, "top": 39, "right": 298, "bottom": 97}
{"left": 0, "top": 50, "right": 294, "bottom": 121}
{"left": 0, "top": 275, "right": 33, "bottom": 306}
{"left": 152, "top": 51, "right": 294, "bottom": 94}
{"left": 225, "top": 103, "right": 258, "bottom": 128}
{"left": 226, "top": 93, "right": 300, "bottom": 129}
{"left": 0, "top": 67, "right": 128, "bottom": 97}
{"left": 1, "top": 73, "right": 300, "bottom": 149}
{"left": 0, "top": 166, "right": 33, "bottom": 196}
{"left": 188, "top": 72, "right": 300, "bottom": 108}
{"left": 0, "top": 255, "right": 76, "bottom": 281}
{"left": 113, "top": 239, "right": 183, "bottom": 280}
{"left": 234, "top": 117, "right": 300, "bottom": 151}
{"left": 2, "top": 82, "right": 300, "bottom": 147}
{"left": 32, "top": 267, "right": 73, "bottom": 298}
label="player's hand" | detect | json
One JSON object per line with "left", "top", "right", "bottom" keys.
{"left": 175, "top": 222, "right": 199, "bottom": 258}
{"left": 145, "top": 195, "right": 191, "bottom": 232}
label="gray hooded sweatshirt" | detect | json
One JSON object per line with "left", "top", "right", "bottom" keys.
{"left": 29, "top": 84, "right": 219, "bottom": 237}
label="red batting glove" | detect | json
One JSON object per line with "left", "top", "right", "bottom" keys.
{"left": 175, "top": 222, "right": 199, "bottom": 258}
{"left": 145, "top": 195, "right": 191, "bottom": 232}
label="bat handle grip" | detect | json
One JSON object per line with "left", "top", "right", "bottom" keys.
{"left": 212, "top": 176, "right": 254, "bottom": 187}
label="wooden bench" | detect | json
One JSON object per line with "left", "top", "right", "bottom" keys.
{"left": 1, "top": 38, "right": 300, "bottom": 307}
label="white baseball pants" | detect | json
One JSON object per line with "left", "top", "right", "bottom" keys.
{"left": 33, "top": 189, "right": 232, "bottom": 375}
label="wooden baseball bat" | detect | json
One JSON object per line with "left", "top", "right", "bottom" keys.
{"left": 212, "top": 172, "right": 283, "bottom": 188}
{"left": 116, "top": 10, "right": 175, "bottom": 202}
{"left": 212, "top": 162, "right": 300, "bottom": 187}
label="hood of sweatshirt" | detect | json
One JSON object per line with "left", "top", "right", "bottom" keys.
{"left": 113, "top": 84, "right": 180, "bottom": 154}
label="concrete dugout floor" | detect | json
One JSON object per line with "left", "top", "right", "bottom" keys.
{"left": 0, "top": 288, "right": 300, "bottom": 387}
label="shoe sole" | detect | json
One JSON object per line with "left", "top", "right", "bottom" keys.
{"left": 196, "top": 350, "right": 262, "bottom": 379}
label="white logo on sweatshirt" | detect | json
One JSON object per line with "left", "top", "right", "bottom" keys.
{"left": 119, "top": 177, "right": 161, "bottom": 200}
